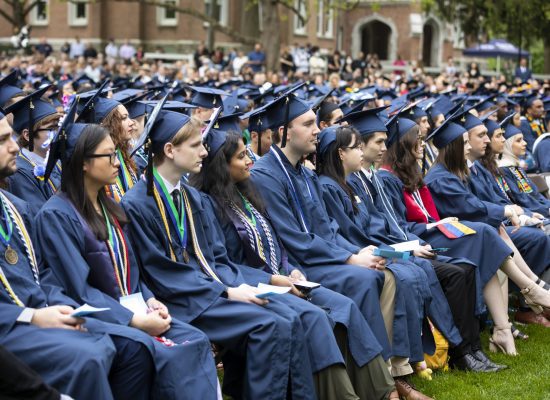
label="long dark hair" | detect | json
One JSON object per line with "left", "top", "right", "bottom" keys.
{"left": 318, "top": 125, "right": 360, "bottom": 214}
{"left": 435, "top": 135, "right": 469, "bottom": 182}
{"left": 382, "top": 125, "right": 424, "bottom": 192}
{"left": 102, "top": 106, "right": 137, "bottom": 174}
{"left": 61, "top": 124, "right": 128, "bottom": 240}
{"left": 189, "top": 131, "right": 266, "bottom": 217}
{"left": 479, "top": 134, "right": 502, "bottom": 177}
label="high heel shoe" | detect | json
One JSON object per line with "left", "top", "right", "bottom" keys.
{"left": 489, "top": 323, "right": 518, "bottom": 356}
{"left": 520, "top": 282, "right": 550, "bottom": 314}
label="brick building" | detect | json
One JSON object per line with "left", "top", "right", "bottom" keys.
{"left": 0, "top": 0, "right": 460, "bottom": 67}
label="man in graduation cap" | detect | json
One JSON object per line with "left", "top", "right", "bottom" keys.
{"left": 518, "top": 93, "right": 546, "bottom": 153}
{"left": 5, "top": 86, "right": 61, "bottom": 213}
{"left": 249, "top": 94, "right": 439, "bottom": 399}
{"left": 532, "top": 97, "right": 550, "bottom": 172}
{"left": 189, "top": 85, "right": 227, "bottom": 122}
{"left": 0, "top": 71, "right": 25, "bottom": 111}
{"left": 121, "top": 105, "right": 318, "bottom": 400}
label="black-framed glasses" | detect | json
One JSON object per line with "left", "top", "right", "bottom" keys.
{"left": 86, "top": 152, "right": 117, "bottom": 165}
{"left": 342, "top": 143, "right": 363, "bottom": 150}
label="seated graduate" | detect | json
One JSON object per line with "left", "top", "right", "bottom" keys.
{"left": 473, "top": 113, "right": 550, "bottom": 328}
{"left": 5, "top": 87, "right": 61, "bottom": 213}
{"left": 533, "top": 133, "right": 550, "bottom": 173}
{"left": 248, "top": 92, "right": 435, "bottom": 400}
{"left": 423, "top": 111, "right": 550, "bottom": 351}
{"left": 497, "top": 115, "right": 550, "bottom": 218}
{"left": 120, "top": 104, "right": 318, "bottom": 400}
{"left": 33, "top": 104, "right": 220, "bottom": 400}
{"left": 318, "top": 118, "right": 503, "bottom": 373}
{"left": 76, "top": 83, "right": 139, "bottom": 202}
{"left": 0, "top": 109, "right": 156, "bottom": 400}
{"left": 452, "top": 108, "right": 550, "bottom": 284}
{"left": 190, "top": 125, "right": 398, "bottom": 400}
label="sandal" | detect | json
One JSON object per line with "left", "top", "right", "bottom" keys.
{"left": 511, "top": 324, "right": 529, "bottom": 340}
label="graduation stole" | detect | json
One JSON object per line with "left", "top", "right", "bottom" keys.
{"left": 151, "top": 172, "right": 222, "bottom": 283}
{"left": 105, "top": 149, "right": 138, "bottom": 202}
{"left": 494, "top": 175, "right": 512, "bottom": 201}
{"left": 18, "top": 152, "right": 60, "bottom": 194}
{"left": 527, "top": 115, "right": 546, "bottom": 138}
{"left": 228, "top": 193, "right": 279, "bottom": 275}
{"left": 152, "top": 169, "right": 188, "bottom": 262}
{"left": 510, "top": 167, "right": 533, "bottom": 193}
{"left": 0, "top": 193, "right": 39, "bottom": 307}
{"left": 100, "top": 202, "right": 131, "bottom": 297}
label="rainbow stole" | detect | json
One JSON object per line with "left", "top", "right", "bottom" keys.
{"left": 437, "top": 221, "right": 476, "bottom": 239}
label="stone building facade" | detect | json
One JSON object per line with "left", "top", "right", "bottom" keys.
{"left": 0, "top": 0, "right": 460, "bottom": 67}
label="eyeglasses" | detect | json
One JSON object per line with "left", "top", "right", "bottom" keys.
{"left": 86, "top": 152, "right": 118, "bottom": 165}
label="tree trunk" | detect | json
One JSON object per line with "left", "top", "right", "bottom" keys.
{"left": 544, "top": 36, "right": 550, "bottom": 75}
{"left": 260, "top": 0, "right": 281, "bottom": 73}
{"left": 14, "top": 0, "right": 26, "bottom": 30}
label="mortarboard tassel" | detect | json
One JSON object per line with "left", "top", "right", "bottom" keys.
{"left": 146, "top": 139, "right": 154, "bottom": 196}
{"left": 281, "top": 96, "right": 290, "bottom": 148}
{"left": 28, "top": 99, "right": 35, "bottom": 152}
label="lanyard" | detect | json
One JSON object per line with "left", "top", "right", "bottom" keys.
{"left": 0, "top": 199, "right": 13, "bottom": 249}
{"left": 152, "top": 168, "right": 188, "bottom": 251}
{"left": 239, "top": 191, "right": 257, "bottom": 226}
{"left": 272, "top": 149, "right": 312, "bottom": 233}
{"left": 100, "top": 202, "right": 130, "bottom": 296}
{"left": 371, "top": 168, "right": 408, "bottom": 240}
{"left": 116, "top": 149, "right": 137, "bottom": 193}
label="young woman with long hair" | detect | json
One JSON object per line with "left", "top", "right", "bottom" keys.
{"left": 34, "top": 122, "right": 219, "bottom": 400}
{"left": 319, "top": 123, "right": 502, "bottom": 372}
{"left": 418, "top": 116, "right": 550, "bottom": 354}
{"left": 190, "top": 129, "right": 399, "bottom": 400}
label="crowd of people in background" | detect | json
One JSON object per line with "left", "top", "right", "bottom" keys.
{"left": 0, "top": 35, "right": 549, "bottom": 400}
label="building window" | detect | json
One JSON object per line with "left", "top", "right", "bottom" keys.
{"left": 316, "top": 0, "right": 333, "bottom": 38}
{"left": 293, "top": 0, "right": 307, "bottom": 35}
{"left": 157, "top": 0, "right": 178, "bottom": 26}
{"left": 204, "top": 0, "right": 228, "bottom": 26}
{"left": 68, "top": 0, "right": 88, "bottom": 26}
{"left": 30, "top": 0, "right": 48, "bottom": 26}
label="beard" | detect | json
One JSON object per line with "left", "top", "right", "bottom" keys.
{"left": 0, "top": 164, "right": 16, "bottom": 181}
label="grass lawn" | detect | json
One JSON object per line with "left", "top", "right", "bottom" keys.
{"left": 219, "top": 322, "right": 550, "bottom": 400}
{"left": 411, "top": 323, "right": 550, "bottom": 400}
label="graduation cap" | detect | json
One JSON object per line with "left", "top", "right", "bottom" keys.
{"left": 203, "top": 107, "right": 234, "bottom": 160}
{"left": 72, "top": 74, "right": 96, "bottom": 92}
{"left": 112, "top": 89, "right": 154, "bottom": 120}
{"left": 401, "top": 100, "right": 427, "bottom": 121}
{"left": 48, "top": 90, "right": 62, "bottom": 108}
{"left": 141, "top": 100, "right": 197, "bottom": 115}
{"left": 376, "top": 89, "right": 397, "bottom": 102}
{"left": 262, "top": 88, "right": 311, "bottom": 148}
{"left": 543, "top": 96, "right": 550, "bottom": 112}
{"left": 452, "top": 105, "right": 484, "bottom": 131}
{"left": 317, "top": 125, "right": 339, "bottom": 158}
{"left": 384, "top": 105, "right": 418, "bottom": 148}
{"left": 214, "top": 114, "right": 242, "bottom": 134}
{"left": 44, "top": 97, "right": 88, "bottom": 180}
{"left": 500, "top": 112, "right": 522, "bottom": 139}
{"left": 479, "top": 109, "right": 500, "bottom": 137}
{"left": 337, "top": 106, "right": 389, "bottom": 137}
{"left": 222, "top": 91, "right": 250, "bottom": 115}
{"left": 426, "top": 116, "right": 467, "bottom": 150}
{"left": 473, "top": 94, "right": 498, "bottom": 113}
{"left": 5, "top": 86, "right": 57, "bottom": 152}
{"left": 75, "top": 80, "right": 119, "bottom": 123}
{"left": 189, "top": 86, "right": 227, "bottom": 109}
{"left": 216, "top": 79, "right": 244, "bottom": 91}
{"left": 241, "top": 104, "right": 270, "bottom": 156}
{"left": 0, "top": 71, "right": 25, "bottom": 107}
{"left": 132, "top": 94, "right": 195, "bottom": 194}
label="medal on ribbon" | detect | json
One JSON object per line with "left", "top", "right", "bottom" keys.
{"left": 0, "top": 199, "right": 17, "bottom": 265}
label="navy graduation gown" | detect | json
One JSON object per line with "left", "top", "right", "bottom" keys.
{"left": 319, "top": 175, "right": 460, "bottom": 355}
{"left": 203, "top": 193, "right": 383, "bottom": 368}
{"left": 122, "top": 179, "right": 316, "bottom": 400}
{"left": 426, "top": 163, "right": 550, "bottom": 277}
{"left": 7, "top": 153, "right": 60, "bottom": 213}
{"left": 500, "top": 166, "right": 550, "bottom": 217}
{"left": 0, "top": 191, "right": 117, "bottom": 400}
{"left": 251, "top": 147, "right": 392, "bottom": 359}
{"left": 533, "top": 136, "right": 550, "bottom": 172}
{"left": 34, "top": 193, "right": 219, "bottom": 400}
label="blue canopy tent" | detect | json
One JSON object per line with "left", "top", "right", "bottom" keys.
{"left": 463, "top": 39, "right": 530, "bottom": 74}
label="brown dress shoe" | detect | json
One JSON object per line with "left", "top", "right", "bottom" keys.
{"left": 395, "top": 378, "right": 433, "bottom": 400}
{"left": 514, "top": 310, "right": 550, "bottom": 327}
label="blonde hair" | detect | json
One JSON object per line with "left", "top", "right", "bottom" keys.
{"left": 153, "top": 116, "right": 204, "bottom": 164}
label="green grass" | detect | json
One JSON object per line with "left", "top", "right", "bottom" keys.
{"left": 411, "top": 323, "right": 550, "bottom": 400}
{"left": 218, "top": 323, "right": 550, "bottom": 400}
